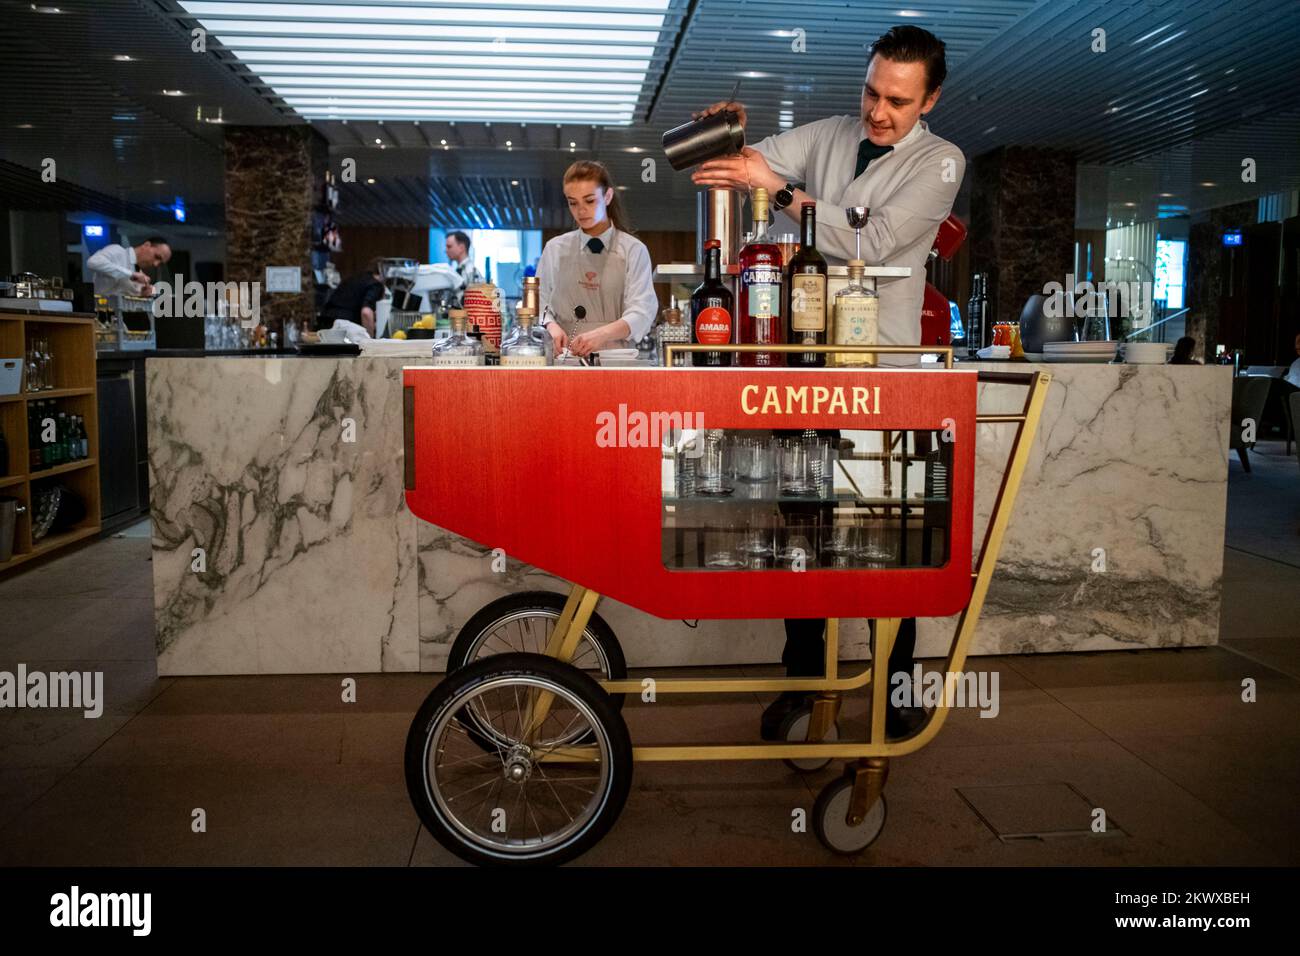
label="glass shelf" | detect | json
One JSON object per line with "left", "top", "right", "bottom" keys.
{"left": 661, "top": 427, "right": 953, "bottom": 572}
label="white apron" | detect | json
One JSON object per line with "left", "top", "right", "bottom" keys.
{"left": 547, "top": 229, "right": 631, "bottom": 349}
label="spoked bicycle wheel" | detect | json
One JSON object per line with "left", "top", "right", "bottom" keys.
{"left": 406, "top": 653, "right": 633, "bottom": 867}
{"left": 447, "top": 591, "right": 627, "bottom": 698}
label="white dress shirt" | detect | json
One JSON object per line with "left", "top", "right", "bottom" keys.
{"left": 752, "top": 117, "right": 965, "bottom": 363}
{"left": 537, "top": 225, "right": 658, "bottom": 342}
{"left": 86, "top": 243, "right": 144, "bottom": 297}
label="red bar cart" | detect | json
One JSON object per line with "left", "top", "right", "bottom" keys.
{"left": 402, "top": 347, "right": 1050, "bottom": 865}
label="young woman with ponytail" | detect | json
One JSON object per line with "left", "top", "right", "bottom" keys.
{"left": 537, "top": 160, "right": 658, "bottom": 357}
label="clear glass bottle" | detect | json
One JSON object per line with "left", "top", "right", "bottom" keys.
{"left": 654, "top": 297, "right": 692, "bottom": 366}
{"left": 830, "top": 259, "right": 878, "bottom": 367}
{"left": 431, "top": 309, "right": 485, "bottom": 366}
{"left": 499, "top": 306, "right": 552, "bottom": 366}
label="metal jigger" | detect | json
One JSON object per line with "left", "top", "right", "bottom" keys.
{"left": 845, "top": 206, "right": 870, "bottom": 261}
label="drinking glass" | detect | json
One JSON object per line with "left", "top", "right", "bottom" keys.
{"left": 859, "top": 515, "right": 897, "bottom": 566}
{"left": 731, "top": 435, "right": 774, "bottom": 482}
{"left": 778, "top": 437, "right": 815, "bottom": 496}
{"left": 776, "top": 524, "right": 817, "bottom": 570}
{"left": 704, "top": 524, "right": 745, "bottom": 569}
{"left": 696, "top": 429, "right": 733, "bottom": 496}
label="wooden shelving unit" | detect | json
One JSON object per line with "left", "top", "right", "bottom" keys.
{"left": 0, "top": 310, "right": 101, "bottom": 573}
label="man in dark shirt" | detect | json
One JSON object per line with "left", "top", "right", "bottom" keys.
{"left": 320, "top": 260, "right": 385, "bottom": 335}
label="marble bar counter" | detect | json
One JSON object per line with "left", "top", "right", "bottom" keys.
{"left": 148, "top": 357, "right": 1231, "bottom": 676}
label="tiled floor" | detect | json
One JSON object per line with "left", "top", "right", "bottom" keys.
{"left": 1, "top": 441, "right": 1297, "bottom": 866}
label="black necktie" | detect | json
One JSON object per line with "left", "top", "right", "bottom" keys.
{"left": 855, "top": 139, "right": 893, "bottom": 178}
{"left": 587, "top": 237, "right": 604, "bottom": 254}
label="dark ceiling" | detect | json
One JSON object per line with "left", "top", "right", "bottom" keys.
{"left": 1, "top": 0, "right": 1298, "bottom": 233}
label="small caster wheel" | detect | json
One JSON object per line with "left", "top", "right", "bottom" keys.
{"left": 813, "top": 779, "right": 886, "bottom": 855}
{"left": 778, "top": 703, "right": 838, "bottom": 773}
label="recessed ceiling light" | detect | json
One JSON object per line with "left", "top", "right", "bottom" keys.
{"left": 374, "top": 138, "right": 382, "bottom": 143}
{"left": 625, "top": 146, "right": 642, "bottom": 153}
{"left": 1158, "top": 192, "right": 1174, "bottom": 198}
{"left": 510, "top": 180, "right": 518, "bottom": 185}
{"left": 151, "top": 179, "right": 166, "bottom": 184}
{"left": 113, "top": 54, "right": 134, "bottom": 62}
{"left": 366, "top": 178, "right": 375, "bottom": 184}
{"left": 569, "top": 141, "right": 576, "bottom": 148}
{"left": 16, "top": 123, "right": 34, "bottom": 129}
{"left": 162, "top": 89, "right": 185, "bottom": 97}
{"left": 982, "top": 126, "right": 997, "bottom": 134}
{"left": 439, "top": 139, "right": 446, "bottom": 145}
{"left": 177, "top": 0, "right": 668, "bottom": 125}
{"left": 1124, "top": 202, "right": 1137, "bottom": 207}
{"left": 505, "top": 140, "right": 512, "bottom": 146}
{"left": 30, "top": 5, "right": 62, "bottom": 13}
{"left": 1200, "top": 181, "right": 1216, "bottom": 187}
{"left": 1189, "top": 88, "right": 1209, "bottom": 98}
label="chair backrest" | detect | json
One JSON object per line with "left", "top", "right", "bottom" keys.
{"left": 1230, "top": 376, "right": 1272, "bottom": 445}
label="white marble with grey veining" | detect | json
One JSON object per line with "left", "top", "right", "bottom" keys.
{"left": 151, "top": 359, "right": 1230, "bottom": 674}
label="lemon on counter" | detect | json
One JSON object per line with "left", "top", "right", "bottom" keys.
{"left": 392, "top": 329, "right": 407, "bottom": 340}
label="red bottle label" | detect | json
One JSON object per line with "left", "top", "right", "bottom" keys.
{"left": 695, "top": 306, "right": 732, "bottom": 345}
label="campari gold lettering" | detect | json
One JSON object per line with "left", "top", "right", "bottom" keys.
{"left": 740, "top": 384, "right": 880, "bottom": 416}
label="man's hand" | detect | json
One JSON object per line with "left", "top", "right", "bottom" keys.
{"left": 130, "top": 271, "right": 151, "bottom": 285}
{"left": 691, "top": 100, "right": 748, "bottom": 129}
{"left": 691, "top": 146, "right": 783, "bottom": 194}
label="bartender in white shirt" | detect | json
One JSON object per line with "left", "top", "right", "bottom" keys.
{"left": 691, "top": 24, "right": 965, "bottom": 366}
{"left": 86, "top": 235, "right": 171, "bottom": 297}
{"left": 691, "top": 25, "right": 964, "bottom": 742}
{"left": 539, "top": 160, "right": 658, "bottom": 357}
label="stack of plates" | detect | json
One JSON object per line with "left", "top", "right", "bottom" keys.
{"left": 1121, "top": 342, "right": 1173, "bottom": 365}
{"left": 1042, "top": 341, "right": 1118, "bottom": 364}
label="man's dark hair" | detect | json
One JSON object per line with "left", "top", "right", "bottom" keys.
{"left": 869, "top": 25, "right": 947, "bottom": 96}
{"left": 448, "top": 230, "right": 471, "bottom": 251}
{"left": 142, "top": 236, "right": 169, "bottom": 247}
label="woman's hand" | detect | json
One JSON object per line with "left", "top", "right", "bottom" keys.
{"left": 569, "top": 323, "right": 620, "bottom": 357}
{"left": 546, "top": 321, "right": 568, "bottom": 353}
{"left": 692, "top": 100, "right": 748, "bottom": 129}
{"left": 691, "top": 147, "right": 783, "bottom": 194}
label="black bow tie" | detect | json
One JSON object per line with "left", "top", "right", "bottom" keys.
{"left": 587, "top": 237, "right": 605, "bottom": 254}
{"left": 855, "top": 139, "right": 894, "bottom": 178}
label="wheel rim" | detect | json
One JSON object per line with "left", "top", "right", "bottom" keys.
{"left": 821, "top": 785, "right": 885, "bottom": 853}
{"left": 465, "top": 609, "right": 611, "bottom": 676}
{"left": 424, "top": 674, "right": 614, "bottom": 860}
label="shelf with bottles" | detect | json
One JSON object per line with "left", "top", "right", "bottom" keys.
{"left": 661, "top": 426, "right": 952, "bottom": 572}
{"left": 24, "top": 395, "right": 96, "bottom": 475}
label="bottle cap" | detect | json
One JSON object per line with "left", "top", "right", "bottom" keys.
{"left": 515, "top": 307, "right": 536, "bottom": 324}
{"left": 705, "top": 238, "right": 721, "bottom": 249}
{"left": 847, "top": 259, "right": 866, "bottom": 268}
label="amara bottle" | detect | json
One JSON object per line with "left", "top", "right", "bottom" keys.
{"left": 691, "top": 239, "right": 734, "bottom": 367}
{"left": 830, "top": 260, "right": 878, "bottom": 367}
{"left": 431, "top": 309, "right": 485, "bottom": 366}
{"left": 499, "top": 307, "right": 552, "bottom": 366}
{"left": 737, "top": 187, "right": 783, "bottom": 366}
{"left": 785, "top": 201, "right": 828, "bottom": 367}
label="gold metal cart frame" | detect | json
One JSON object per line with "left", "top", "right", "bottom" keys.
{"left": 524, "top": 345, "right": 1051, "bottom": 828}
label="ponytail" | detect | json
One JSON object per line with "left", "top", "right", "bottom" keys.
{"left": 563, "top": 160, "right": 633, "bottom": 234}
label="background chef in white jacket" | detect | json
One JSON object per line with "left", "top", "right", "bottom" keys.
{"left": 539, "top": 160, "right": 658, "bottom": 358}
{"left": 86, "top": 235, "right": 172, "bottom": 297}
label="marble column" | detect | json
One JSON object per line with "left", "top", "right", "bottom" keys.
{"left": 970, "top": 147, "right": 1077, "bottom": 330}
{"left": 224, "top": 126, "right": 328, "bottom": 337}
{"left": 1187, "top": 200, "right": 1255, "bottom": 359}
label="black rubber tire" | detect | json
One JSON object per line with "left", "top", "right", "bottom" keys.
{"left": 405, "top": 653, "right": 633, "bottom": 867}
{"left": 812, "top": 779, "right": 887, "bottom": 856}
{"left": 447, "top": 591, "right": 627, "bottom": 712}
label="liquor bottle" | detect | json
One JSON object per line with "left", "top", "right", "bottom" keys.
{"left": 28, "top": 405, "right": 41, "bottom": 472}
{"left": 655, "top": 297, "right": 691, "bottom": 367}
{"left": 430, "top": 309, "right": 485, "bottom": 366}
{"left": 691, "top": 239, "right": 734, "bottom": 367}
{"left": 966, "top": 272, "right": 986, "bottom": 358}
{"left": 737, "top": 187, "right": 784, "bottom": 366}
{"left": 76, "top": 415, "right": 88, "bottom": 460}
{"left": 499, "top": 307, "right": 551, "bottom": 366}
{"left": 785, "top": 202, "right": 828, "bottom": 367}
{"left": 830, "top": 260, "right": 878, "bottom": 367}
{"left": 521, "top": 270, "right": 540, "bottom": 316}
{"left": 56, "top": 412, "right": 69, "bottom": 465}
